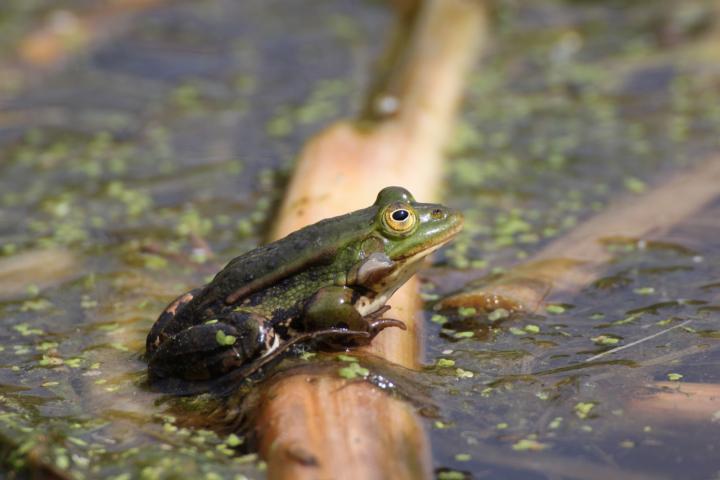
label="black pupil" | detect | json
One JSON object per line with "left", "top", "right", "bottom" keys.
{"left": 392, "top": 209, "right": 409, "bottom": 222}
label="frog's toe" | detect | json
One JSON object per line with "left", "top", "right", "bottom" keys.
{"left": 366, "top": 305, "right": 391, "bottom": 319}
{"left": 368, "top": 318, "right": 406, "bottom": 336}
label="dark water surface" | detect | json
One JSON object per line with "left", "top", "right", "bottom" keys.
{"left": 0, "top": 0, "right": 719, "bottom": 478}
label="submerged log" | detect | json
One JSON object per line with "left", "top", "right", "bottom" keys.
{"left": 0, "top": 248, "right": 80, "bottom": 301}
{"left": 630, "top": 381, "right": 720, "bottom": 423}
{"left": 441, "top": 153, "right": 720, "bottom": 313}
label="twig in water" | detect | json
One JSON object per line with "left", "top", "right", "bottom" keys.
{"left": 584, "top": 320, "right": 692, "bottom": 363}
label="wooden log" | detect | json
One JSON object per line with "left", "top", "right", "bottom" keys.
{"left": 441, "top": 153, "right": 720, "bottom": 313}
{"left": 255, "top": 1, "right": 488, "bottom": 479}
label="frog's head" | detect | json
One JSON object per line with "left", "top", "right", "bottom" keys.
{"left": 344, "top": 186, "right": 462, "bottom": 311}
{"left": 373, "top": 185, "right": 463, "bottom": 266}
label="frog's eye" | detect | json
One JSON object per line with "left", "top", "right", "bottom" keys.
{"left": 382, "top": 203, "right": 417, "bottom": 235}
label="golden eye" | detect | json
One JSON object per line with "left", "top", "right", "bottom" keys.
{"left": 383, "top": 203, "right": 417, "bottom": 234}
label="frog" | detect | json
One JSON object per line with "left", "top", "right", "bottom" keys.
{"left": 146, "top": 186, "right": 463, "bottom": 382}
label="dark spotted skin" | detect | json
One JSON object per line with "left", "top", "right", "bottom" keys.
{"left": 147, "top": 290, "right": 272, "bottom": 380}
{"left": 146, "top": 282, "right": 387, "bottom": 381}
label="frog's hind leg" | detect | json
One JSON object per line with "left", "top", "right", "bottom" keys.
{"left": 146, "top": 288, "right": 203, "bottom": 356}
{"left": 147, "top": 317, "right": 263, "bottom": 381}
{"left": 207, "top": 328, "right": 373, "bottom": 396}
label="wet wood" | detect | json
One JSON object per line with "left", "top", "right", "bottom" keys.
{"left": 441, "top": 153, "right": 720, "bottom": 313}
{"left": 255, "top": 374, "right": 430, "bottom": 479}
{"left": 256, "top": 1, "right": 487, "bottom": 479}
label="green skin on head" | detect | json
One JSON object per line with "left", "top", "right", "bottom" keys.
{"left": 146, "top": 186, "right": 463, "bottom": 381}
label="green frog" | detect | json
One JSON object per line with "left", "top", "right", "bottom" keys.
{"left": 146, "top": 186, "right": 462, "bottom": 382}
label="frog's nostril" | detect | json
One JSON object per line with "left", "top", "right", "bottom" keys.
{"left": 431, "top": 208, "right": 444, "bottom": 219}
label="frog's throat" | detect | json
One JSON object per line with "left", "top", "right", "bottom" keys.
{"left": 353, "top": 240, "right": 448, "bottom": 318}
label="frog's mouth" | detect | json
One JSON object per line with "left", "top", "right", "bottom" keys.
{"left": 393, "top": 220, "right": 463, "bottom": 262}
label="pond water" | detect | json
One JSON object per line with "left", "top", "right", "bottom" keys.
{"left": 0, "top": 0, "right": 719, "bottom": 478}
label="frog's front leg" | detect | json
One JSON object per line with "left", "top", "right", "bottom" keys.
{"left": 301, "top": 286, "right": 405, "bottom": 347}
{"left": 147, "top": 312, "right": 269, "bottom": 381}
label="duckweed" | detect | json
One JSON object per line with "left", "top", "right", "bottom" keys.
{"left": 545, "top": 305, "right": 566, "bottom": 315}
{"left": 215, "top": 330, "right": 237, "bottom": 346}
{"left": 633, "top": 287, "right": 656, "bottom": 295}
{"left": 487, "top": 308, "right": 509, "bottom": 322}
{"left": 436, "top": 358, "right": 456, "bottom": 368}
{"left": 591, "top": 335, "right": 620, "bottom": 346}
{"left": 511, "top": 438, "right": 550, "bottom": 452}
{"left": 338, "top": 362, "right": 369, "bottom": 380}
{"left": 574, "top": 402, "right": 596, "bottom": 419}
{"left": 438, "top": 471, "right": 465, "bottom": 480}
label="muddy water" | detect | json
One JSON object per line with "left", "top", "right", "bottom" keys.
{"left": 0, "top": 0, "right": 719, "bottom": 479}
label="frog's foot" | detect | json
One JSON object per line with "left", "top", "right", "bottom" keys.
{"left": 368, "top": 318, "right": 406, "bottom": 336}
{"left": 364, "top": 305, "right": 406, "bottom": 337}
{"left": 367, "top": 304, "right": 392, "bottom": 318}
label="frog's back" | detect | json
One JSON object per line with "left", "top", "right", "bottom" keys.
{"left": 199, "top": 206, "right": 378, "bottom": 306}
